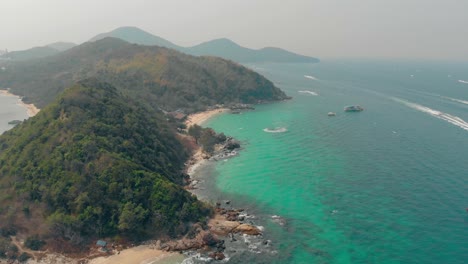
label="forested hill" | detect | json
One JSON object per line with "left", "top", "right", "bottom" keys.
{"left": 0, "top": 37, "right": 288, "bottom": 112}
{"left": 0, "top": 79, "right": 211, "bottom": 244}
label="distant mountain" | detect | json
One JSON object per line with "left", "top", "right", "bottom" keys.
{"left": 0, "top": 37, "right": 288, "bottom": 111}
{"left": 88, "top": 26, "right": 319, "bottom": 63}
{"left": 187, "top": 38, "right": 319, "bottom": 63}
{"left": 46, "top": 41, "right": 76, "bottom": 51}
{"left": 0, "top": 79, "right": 211, "bottom": 244}
{"left": 0, "top": 46, "right": 59, "bottom": 61}
{"left": 89, "top": 26, "right": 180, "bottom": 50}
{"left": 0, "top": 42, "right": 76, "bottom": 61}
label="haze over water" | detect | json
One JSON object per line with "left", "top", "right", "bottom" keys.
{"left": 0, "top": 93, "right": 29, "bottom": 134}
{"left": 195, "top": 60, "right": 468, "bottom": 263}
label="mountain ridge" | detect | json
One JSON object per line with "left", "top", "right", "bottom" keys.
{"left": 89, "top": 26, "right": 179, "bottom": 50}
{"left": 1, "top": 27, "right": 318, "bottom": 63}
{"left": 0, "top": 42, "right": 77, "bottom": 61}
{"left": 89, "top": 26, "right": 319, "bottom": 63}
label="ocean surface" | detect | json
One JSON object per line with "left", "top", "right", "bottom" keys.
{"left": 191, "top": 59, "right": 468, "bottom": 264}
{"left": 0, "top": 92, "right": 29, "bottom": 134}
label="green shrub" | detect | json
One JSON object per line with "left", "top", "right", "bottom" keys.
{"left": 24, "top": 235, "right": 45, "bottom": 250}
{"left": 18, "top": 252, "right": 31, "bottom": 262}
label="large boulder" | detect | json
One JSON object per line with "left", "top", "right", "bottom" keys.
{"left": 234, "top": 224, "right": 262, "bottom": 236}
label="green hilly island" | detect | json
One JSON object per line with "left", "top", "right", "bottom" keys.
{"left": 0, "top": 79, "right": 211, "bottom": 248}
{"left": 0, "top": 37, "right": 288, "bottom": 112}
{"left": 0, "top": 36, "right": 289, "bottom": 259}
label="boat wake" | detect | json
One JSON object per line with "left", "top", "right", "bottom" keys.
{"left": 263, "top": 127, "right": 288, "bottom": 133}
{"left": 458, "top": 80, "right": 468, "bottom": 84}
{"left": 392, "top": 97, "right": 468, "bottom": 131}
{"left": 442, "top": 96, "right": 468, "bottom": 106}
{"left": 304, "top": 75, "right": 318, "bottom": 80}
{"left": 410, "top": 90, "right": 468, "bottom": 107}
{"left": 298, "top": 90, "right": 318, "bottom": 96}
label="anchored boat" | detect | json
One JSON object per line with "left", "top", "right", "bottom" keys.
{"left": 344, "top": 105, "right": 364, "bottom": 112}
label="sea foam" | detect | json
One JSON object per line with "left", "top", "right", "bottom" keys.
{"left": 304, "top": 75, "right": 318, "bottom": 80}
{"left": 458, "top": 80, "right": 468, "bottom": 84}
{"left": 263, "top": 127, "right": 288, "bottom": 133}
{"left": 392, "top": 97, "right": 468, "bottom": 131}
{"left": 298, "top": 90, "right": 318, "bottom": 96}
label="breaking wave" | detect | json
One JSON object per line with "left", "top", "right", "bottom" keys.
{"left": 263, "top": 127, "right": 288, "bottom": 133}
{"left": 298, "top": 90, "right": 318, "bottom": 96}
{"left": 458, "top": 80, "right": 468, "bottom": 84}
{"left": 392, "top": 97, "right": 468, "bottom": 131}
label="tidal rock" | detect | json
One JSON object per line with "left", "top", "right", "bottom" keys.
{"left": 210, "top": 220, "right": 240, "bottom": 236}
{"left": 271, "top": 215, "right": 287, "bottom": 226}
{"left": 234, "top": 224, "right": 262, "bottom": 236}
{"left": 209, "top": 252, "right": 226, "bottom": 260}
{"left": 202, "top": 233, "right": 219, "bottom": 247}
{"left": 225, "top": 139, "right": 241, "bottom": 150}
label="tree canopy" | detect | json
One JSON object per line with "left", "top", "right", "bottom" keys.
{"left": 0, "top": 38, "right": 289, "bottom": 113}
{"left": 0, "top": 80, "right": 212, "bottom": 244}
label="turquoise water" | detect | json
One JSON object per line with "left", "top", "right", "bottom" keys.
{"left": 0, "top": 92, "right": 29, "bottom": 134}
{"left": 198, "top": 60, "right": 468, "bottom": 263}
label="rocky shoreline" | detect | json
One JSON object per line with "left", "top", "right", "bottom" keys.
{"left": 178, "top": 110, "right": 269, "bottom": 262}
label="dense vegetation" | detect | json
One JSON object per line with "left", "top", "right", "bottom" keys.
{"left": 0, "top": 37, "right": 288, "bottom": 112}
{"left": 0, "top": 79, "right": 211, "bottom": 245}
{"left": 0, "top": 35, "right": 291, "bottom": 254}
{"left": 188, "top": 124, "right": 227, "bottom": 154}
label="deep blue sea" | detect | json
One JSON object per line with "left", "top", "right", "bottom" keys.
{"left": 191, "top": 59, "right": 468, "bottom": 264}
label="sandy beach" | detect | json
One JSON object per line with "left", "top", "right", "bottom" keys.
{"left": 185, "top": 108, "right": 229, "bottom": 128}
{"left": 184, "top": 108, "right": 230, "bottom": 177}
{"left": 19, "top": 100, "right": 40, "bottom": 117}
{"left": 0, "top": 89, "right": 40, "bottom": 117}
{"left": 88, "top": 245, "right": 184, "bottom": 264}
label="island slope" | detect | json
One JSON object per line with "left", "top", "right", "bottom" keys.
{"left": 0, "top": 37, "right": 288, "bottom": 112}
{"left": 0, "top": 79, "right": 211, "bottom": 247}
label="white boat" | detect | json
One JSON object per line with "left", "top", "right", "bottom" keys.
{"left": 344, "top": 105, "right": 364, "bottom": 112}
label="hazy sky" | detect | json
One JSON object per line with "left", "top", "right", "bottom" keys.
{"left": 1, "top": 0, "right": 468, "bottom": 60}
